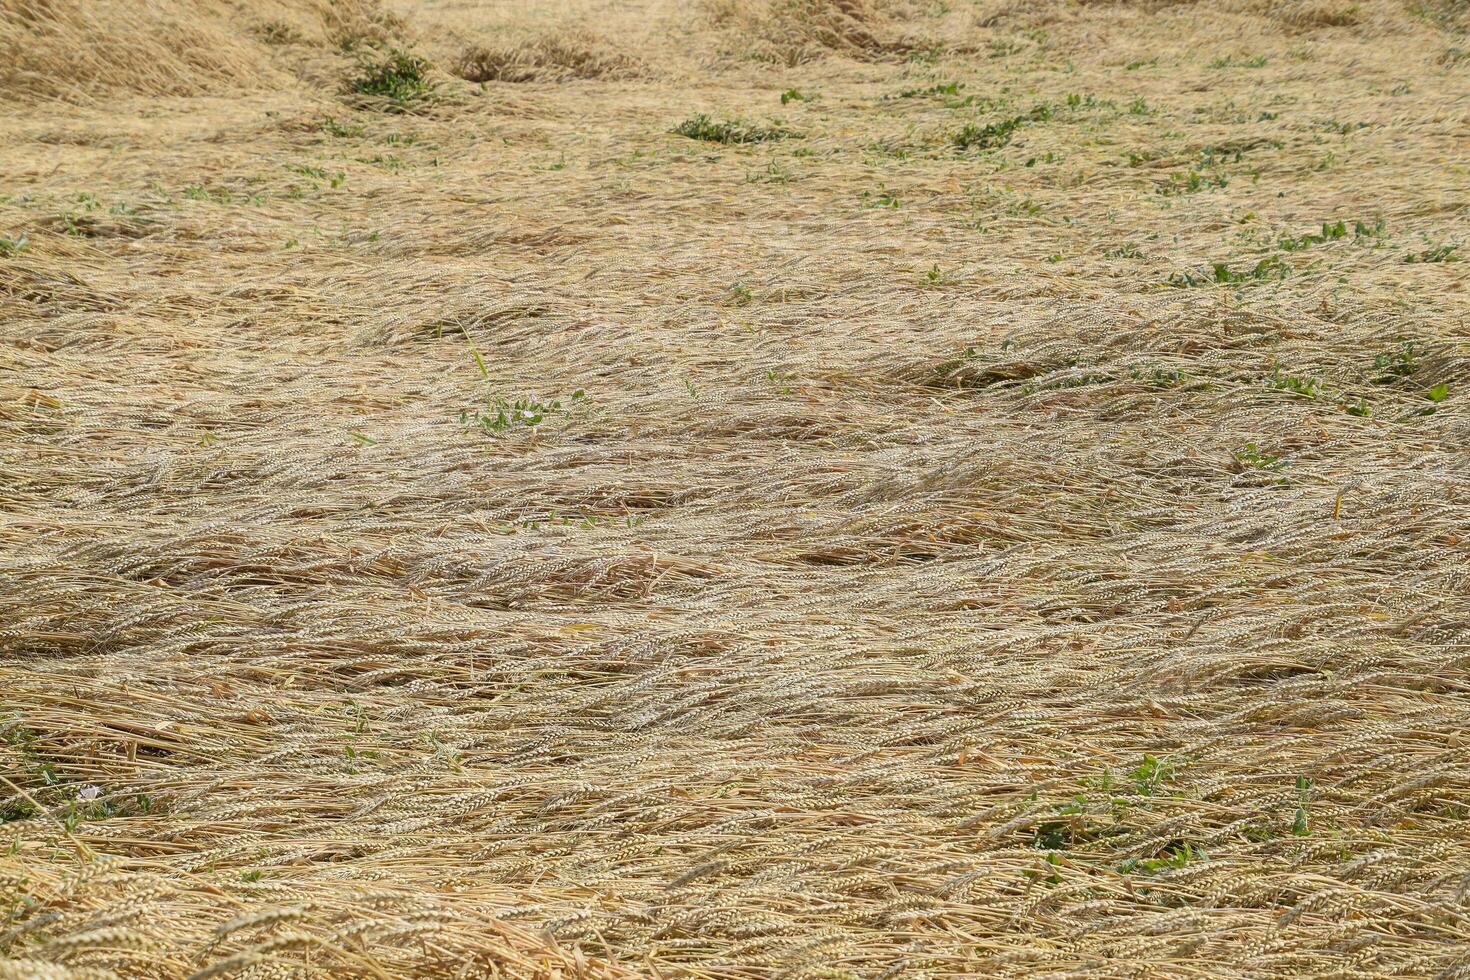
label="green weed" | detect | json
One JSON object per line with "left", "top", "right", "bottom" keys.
{"left": 257, "top": 21, "right": 302, "bottom": 44}
{"left": 892, "top": 81, "right": 964, "bottom": 99}
{"left": 359, "top": 154, "right": 405, "bottom": 170}
{"left": 674, "top": 114, "right": 789, "bottom": 144}
{"left": 1169, "top": 255, "right": 1289, "bottom": 287}
{"left": 1354, "top": 218, "right": 1388, "bottom": 241}
{"left": 0, "top": 232, "right": 27, "bottom": 257}
{"left": 1233, "top": 443, "right": 1287, "bottom": 471}
{"left": 1317, "top": 119, "right": 1369, "bottom": 135}
{"left": 1211, "top": 54, "right": 1268, "bottom": 68}
{"left": 988, "top": 37, "right": 1025, "bottom": 58}
{"left": 1128, "top": 364, "right": 1185, "bottom": 387}
{"left": 955, "top": 117, "right": 1021, "bottom": 150}
{"left": 886, "top": 82, "right": 985, "bottom": 108}
{"left": 1121, "top": 840, "right": 1202, "bottom": 874}
{"left": 460, "top": 390, "right": 586, "bottom": 434}
{"left": 954, "top": 104, "right": 1050, "bottom": 151}
{"left": 1292, "top": 776, "right": 1314, "bottom": 836}
{"left": 353, "top": 51, "right": 433, "bottom": 104}
{"left": 1267, "top": 364, "right": 1320, "bottom": 399}
{"left": 319, "top": 117, "right": 366, "bottom": 138}
{"left": 1404, "top": 244, "right": 1459, "bottom": 263}
{"left": 860, "top": 187, "right": 901, "bottom": 209}
{"left": 1130, "top": 754, "right": 1178, "bottom": 796}
{"left": 1157, "top": 170, "right": 1228, "bottom": 195}
{"left": 748, "top": 159, "right": 794, "bottom": 183}
{"left": 1371, "top": 343, "right": 1417, "bottom": 383}
{"left": 1065, "top": 92, "right": 1111, "bottom": 110}
{"left": 1279, "top": 220, "right": 1347, "bottom": 250}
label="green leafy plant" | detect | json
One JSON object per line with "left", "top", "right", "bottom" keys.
{"left": 1130, "top": 754, "right": 1177, "bottom": 796}
{"left": 955, "top": 117, "right": 1021, "bottom": 150}
{"left": 1404, "top": 244, "right": 1459, "bottom": 264}
{"left": 1157, "top": 170, "right": 1228, "bottom": 196}
{"left": 1211, "top": 54, "right": 1268, "bottom": 68}
{"left": 1317, "top": 119, "right": 1369, "bottom": 135}
{"left": 1267, "top": 364, "right": 1319, "bottom": 398}
{"left": 779, "top": 88, "right": 808, "bottom": 104}
{"left": 353, "top": 51, "right": 433, "bottom": 104}
{"left": 1354, "top": 218, "right": 1388, "bottom": 241}
{"left": 1064, "top": 92, "right": 1109, "bottom": 110}
{"left": 0, "top": 232, "right": 27, "bottom": 257}
{"left": 860, "top": 187, "right": 901, "bottom": 209}
{"left": 319, "top": 117, "right": 365, "bottom": 138}
{"left": 891, "top": 81, "right": 964, "bottom": 99}
{"left": 954, "top": 105, "right": 1050, "bottom": 151}
{"left": 1371, "top": 342, "right": 1417, "bottom": 383}
{"left": 1121, "top": 840, "right": 1201, "bottom": 874}
{"left": 460, "top": 390, "right": 586, "bottom": 434}
{"left": 257, "top": 20, "right": 302, "bottom": 44}
{"left": 359, "top": 154, "right": 405, "bottom": 170}
{"left": 1169, "top": 255, "right": 1289, "bottom": 287}
{"left": 1279, "top": 220, "right": 1347, "bottom": 251}
{"left": 1128, "top": 364, "right": 1185, "bottom": 388}
{"left": 1234, "top": 443, "right": 1287, "bottom": 471}
{"left": 748, "top": 160, "right": 793, "bottom": 183}
{"left": 1292, "top": 776, "right": 1314, "bottom": 836}
{"left": 1022, "top": 850, "right": 1064, "bottom": 885}
{"left": 674, "top": 114, "right": 789, "bottom": 144}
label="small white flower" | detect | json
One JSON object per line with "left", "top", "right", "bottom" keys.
{"left": 76, "top": 785, "right": 101, "bottom": 802}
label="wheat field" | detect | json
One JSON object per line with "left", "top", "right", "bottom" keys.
{"left": 2, "top": 0, "right": 1468, "bottom": 976}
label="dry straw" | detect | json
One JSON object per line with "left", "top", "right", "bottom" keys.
{"left": 2, "top": 0, "right": 1468, "bottom": 976}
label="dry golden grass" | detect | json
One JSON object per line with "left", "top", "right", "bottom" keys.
{"left": 2, "top": 0, "right": 1469, "bottom": 976}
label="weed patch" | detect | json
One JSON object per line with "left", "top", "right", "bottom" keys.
{"left": 1404, "top": 243, "right": 1459, "bottom": 263}
{"left": 675, "top": 114, "right": 791, "bottom": 144}
{"left": 1211, "top": 55, "right": 1268, "bottom": 68}
{"left": 1169, "top": 256, "right": 1289, "bottom": 287}
{"left": 954, "top": 105, "right": 1050, "bottom": 151}
{"left": 352, "top": 51, "right": 433, "bottom": 106}
{"left": 460, "top": 390, "right": 587, "bottom": 434}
